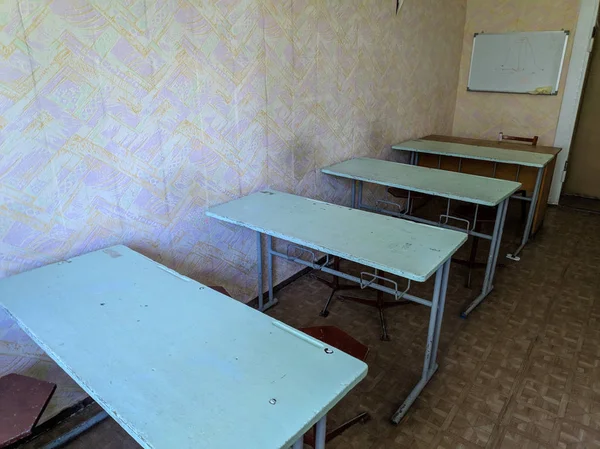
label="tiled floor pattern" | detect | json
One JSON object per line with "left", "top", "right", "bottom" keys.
{"left": 19, "top": 205, "right": 600, "bottom": 448}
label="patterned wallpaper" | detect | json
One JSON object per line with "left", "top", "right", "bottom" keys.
{"left": 453, "top": 0, "right": 581, "bottom": 146}
{"left": 0, "top": 0, "right": 466, "bottom": 403}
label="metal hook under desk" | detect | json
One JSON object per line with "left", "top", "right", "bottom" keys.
{"left": 359, "top": 272, "right": 411, "bottom": 301}
{"left": 439, "top": 198, "right": 472, "bottom": 232}
{"left": 376, "top": 198, "right": 406, "bottom": 214}
{"left": 286, "top": 244, "right": 329, "bottom": 270}
{"left": 439, "top": 214, "right": 472, "bottom": 231}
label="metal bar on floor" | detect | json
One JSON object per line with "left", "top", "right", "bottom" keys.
{"left": 43, "top": 411, "right": 109, "bottom": 449}
{"left": 510, "top": 194, "right": 532, "bottom": 202}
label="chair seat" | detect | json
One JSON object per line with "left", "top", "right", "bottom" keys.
{"left": 300, "top": 326, "right": 369, "bottom": 362}
{"left": 0, "top": 374, "right": 56, "bottom": 448}
{"left": 209, "top": 285, "right": 231, "bottom": 297}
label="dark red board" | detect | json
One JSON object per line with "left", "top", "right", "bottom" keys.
{"left": 209, "top": 285, "right": 231, "bottom": 297}
{"left": 0, "top": 374, "right": 56, "bottom": 448}
{"left": 300, "top": 326, "right": 369, "bottom": 362}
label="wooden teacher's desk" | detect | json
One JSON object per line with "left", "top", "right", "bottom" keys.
{"left": 393, "top": 135, "right": 561, "bottom": 260}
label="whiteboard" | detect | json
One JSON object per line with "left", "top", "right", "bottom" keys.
{"left": 467, "top": 31, "right": 569, "bottom": 95}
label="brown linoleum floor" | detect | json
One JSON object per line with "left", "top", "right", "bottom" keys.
{"left": 20, "top": 205, "right": 600, "bottom": 449}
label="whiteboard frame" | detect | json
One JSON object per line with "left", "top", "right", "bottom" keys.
{"left": 467, "top": 31, "right": 570, "bottom": 95}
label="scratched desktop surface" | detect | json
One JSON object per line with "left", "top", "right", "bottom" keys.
{"left": 323, "top": 158, "right": 522, "bottom": 207}
{"left": 393, "top": 139, "right": 553, "bottom": 167}
{"left": 0, "top": 246, "right": 367, "bottom": 449}
{"left": 207, "top": 190, "right": 467, "bottom": 282}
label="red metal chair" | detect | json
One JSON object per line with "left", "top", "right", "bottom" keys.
{"left": 299, "top": 326, "right": 370, "bottom": 447}
{"left": 209, "top": 285, "right": 231, "bottom": 297}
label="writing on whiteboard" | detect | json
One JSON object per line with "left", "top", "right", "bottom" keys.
{"left": 468, "top": 31, "right": 569, "bottom": 94}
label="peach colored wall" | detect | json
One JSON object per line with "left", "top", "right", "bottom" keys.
{"left": 453, "top": 0, "right": 581, "bottom": 146}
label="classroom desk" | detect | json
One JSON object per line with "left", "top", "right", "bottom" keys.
{"left": 206, "top": 190, "right": 467, "bottom": 423}
{"left": 392, "top": 135, "right": 561, "bottom": 260}
{"left": 0, "top": 246, "right": 367, "bottom": 449}
{"left": 322, "top": 158, "right": 522, "bottom": 317}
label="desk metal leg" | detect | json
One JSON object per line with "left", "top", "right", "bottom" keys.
{"left": 461, "top": 198, "right": 509, "bottom": 317}
{"left": 292, "top": 437, "right": 304, "bottom": 449}
{"left": 351, "top": 180, "right": 357, "bottom": 208}
{"left": 256, "top": 232, "right": 278, "bottom": 312}
{"left": 257, "top": 231, "right": 264, "bottom": 311}
{"left": 391, "top": 259, "right": 450, "bottom": 424}
{"left": 507, "top": 167, "right": 543, "bottom": 261}
{"left": 266, "top": 235, "right": 278, "bottom": 308}
{"left": 267, "top": 235, "right": 274, "bottom": 305}
{"left": 489, "top": 201, "right": 509, "bottom": 277}
{"left": 431, "top": 260, "right": 450, "bottom": 364}
{"left": 357, "top": 180, "right": 363, "bottom": 206}
{"left": 315, "top": 415, "right": 327, "bottom": 449}
{"left": 408, "top": 152, "right": 420, "bottom": 166}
